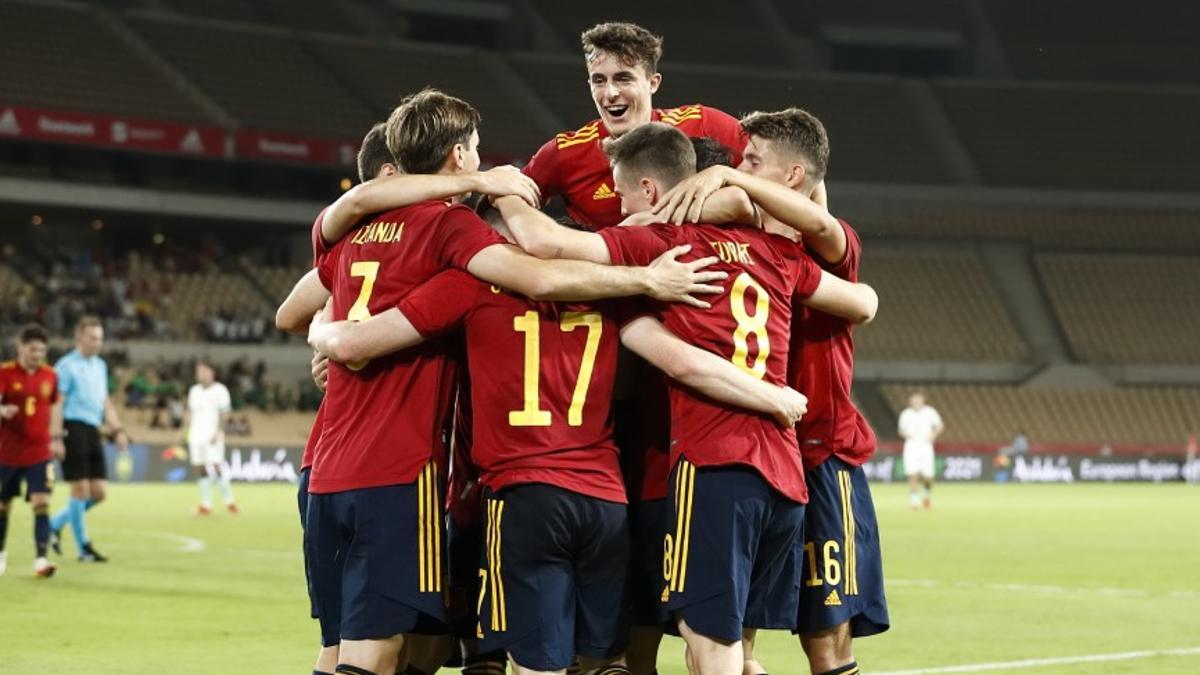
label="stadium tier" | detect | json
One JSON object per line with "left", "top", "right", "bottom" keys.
{"left": 934, "top": 81, "right": 1200, "bottom": 191}
{"left": 129, "top": 15, "right": 377, "bottom": 137}
{"left": 1036, "top": 253, "right": 1200, "bottom": 365}
{"left": 855, "top": 250, "right": 1028, "bottom": 362}
{"left": 774, "top": 0, "right": 971, "bottom": 34}
{"left": 123, "top": 255, "right": 273, "bottom": 341}
{"left": 0, "top": 1, "right": 210, "bottom": 124}
{"left": 880, "top": 383, "right": 1200, "bottom": 445}
{"left": 240, "top": 262, "right": 309, "bottom": 309}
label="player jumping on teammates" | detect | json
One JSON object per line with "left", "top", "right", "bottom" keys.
{"left": 0, "top": 324, "right": 62, "bottom": 578}
{"left": 899, "top": 392, "right": 944, "bottom": 509}
{"left": 184, "top": 360, "right": 236, "bottom": 515}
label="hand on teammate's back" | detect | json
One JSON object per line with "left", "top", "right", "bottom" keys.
{"left": 773, "top": 386, "right": 808, "bottom": 429}
{"left": 652, "top": 165, "right": 730, "bottom": 224}
{"left": 475, "top": 166, "right": 540, "bottom": 208}
{"left": 645, "top": 245, "right": 727, "bottom": 309}
{"left": 311, "top": 351, "right": 329, "bottom": 392}
{"left": 0, "top": 403, "right": 16, "bottom": 420}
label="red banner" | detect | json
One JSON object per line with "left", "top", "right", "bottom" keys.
{"left": 234, "top": 129, "right": 358, "bottom": 167}
{"left": 0, "top": 104, "right": 226, "bottom": 158}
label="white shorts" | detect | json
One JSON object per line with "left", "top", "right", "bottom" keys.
{"left": 189, "top": 438, "right": 226, "bottom": 467}
{"left": 903, "top": 442, "right": 935, "bottom": 478}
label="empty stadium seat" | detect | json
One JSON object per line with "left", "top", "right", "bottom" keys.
{"left": 1037, "top": 254, "right": 1200, "bottom": 364}
{"left": 774, "top": 0, "right": 971, "bottom": 35}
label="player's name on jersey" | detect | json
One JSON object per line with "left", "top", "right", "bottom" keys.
{"left": 710, "top": 240, "right": 756, "bottom": 266}
{"left": 349, "top": 221, "right": 405, "bottom": 246}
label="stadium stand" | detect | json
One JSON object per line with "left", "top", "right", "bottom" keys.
{"left": 774, "top": 0, "right": 971, "bottom": 35}
{"left": 0, "top": 1, "right": 210, "bottom": 124}
{"left": 129, "top": 14, "right": 377, "bottom": 137}
{"left": 307, "top": 37, "right": 548, "bottom": 158}
{"left": 241, "top": 261, "right": 308, "bottom": 307}
{"left": 984, "top": 0, "right": 1200, "bottom": 85}
{"left": 1036, "top": 254, "right": 1200, "bottom": 365}
{"left": 855, "top": 250, "right": 1029, "bottom": 362}
{"left": 158, "top": 0, "right": 264, "bottom": 24}
{"left": 880, "top": 383, "right": 1200, "bottom": 444}
{"left": 934, "top": 81, "right": 1200, "bottom": 191}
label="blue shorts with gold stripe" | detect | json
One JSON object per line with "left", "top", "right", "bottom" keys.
{"left": 476, "top": 483, "right": 629, "bottom": 671}
{"left": 661, "top": 458, "right": 805, "bottom": 641}
{"left": 304, "top": 463, "right": 447, "bottom": 646}
{"left": 795, "top": 457, "right": 890, "bottom": 637}
{"left": 0, "top": 460, "right": 54, "bottom": 501}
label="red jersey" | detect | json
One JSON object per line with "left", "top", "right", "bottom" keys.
{"left": 399, "top": 270, "right": 638, "bottom": 504}
{"left": 0, "top": 362, "right": 59, "bottom": 466}
{"left": 524, "top": 105, "right": 746, "bottom": 230}
{"left": 600, "top": 224, "right": 821, "bottom": 503}
{"left": 310, "top": 201, "right": 506, "bottom": 493}
{"left": 792, "top": 219, "right": 877, "bottom": 470}
{"left": 302, "top": 207, "right": 330, "bottom": 471}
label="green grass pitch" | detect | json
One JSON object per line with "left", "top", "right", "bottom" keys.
{"left": 1, "top": 483, "right": 1197, "bottom": 674}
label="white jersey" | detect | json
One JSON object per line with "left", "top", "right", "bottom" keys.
{"left": 188, "top": 382, "right": 231, "bottom": 444}
{"left": 898, "top": 405, "right": 943, "bottom": 445}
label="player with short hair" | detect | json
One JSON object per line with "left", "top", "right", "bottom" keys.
{"left": 523, "top": 21, "right": 746, "bottom": 231}
{"left": 0, "top": 324, "right": 62, "bottom": 578}
{"left": 48, "top": 316, "right": 128, "bottom": 563}
{"left": 899, "top": 392, "right": 943, "bottom": 509}
{"left": 279, "top": 89, "right": 727, "bottom": 675}
{"left": 497, "top": 121, "right": 877, "bottom": 674}
{"left": 184, "top": 360, "right": 235, "bottom": 515}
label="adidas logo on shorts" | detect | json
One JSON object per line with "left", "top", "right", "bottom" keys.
{"left": 825, "top": 590, "right": 842, "bottom": 606}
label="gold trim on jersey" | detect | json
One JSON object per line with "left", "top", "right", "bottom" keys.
{"left": 664, "top": 460, "right": 697, "bottom": 598}
{"left": 661, "top": 105, "right": 703, "bottom": 126}
{"left": 417, "top": 462, "right": 442, "bottom": 593}
{"left": 486, "top": 497, "right": 508, "bottom": 631}
{"left": 839, "top": 470, "right": 858, "bottom": 596}
{"left": 555, "top": 121, "right": 601, "bottom": 150}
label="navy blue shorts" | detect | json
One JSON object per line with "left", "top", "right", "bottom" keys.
{"left": 297, "top": 467, "right": 318, "bottom": 621}
{"left": 628, "top": 497, "right": 668, "bottom": 627}
{"left": 796, "top": 458, "right": 890, "bottom": 638}
{"left": 304, "top": 464, "right": 447, "bottom": 647}
{"left": 0, "top": 461, "right": 54, "bottom": 502}
{"left": 661, "top": 459, "right": 805, "bottom": 642}
{"left": 477, "top": 484, "right": 629, "bottom": 671}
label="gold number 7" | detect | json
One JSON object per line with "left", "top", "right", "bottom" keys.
{"left": 345, "top": 261, "right": 380, "bottom": 371}
{"left": 509, "top": 310, "right": 603, "bottom": 427}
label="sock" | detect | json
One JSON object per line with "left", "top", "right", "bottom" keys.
{"left": 594, "top": 667, "right": 633, "bottom": 675}
{"left": 816, "top": 661, "right": 859, "bottom": 675}
{"left": 217, "top": 474, "right": 234, "bottom": 505}
{"left": 909, "top": 490, "right": 920, "bottom": 506}
{"left": 50, "top": 505, "right": 69, "bottom": 531}
{"left": 313, "top": 672, "right": 335, "bottom": 675}
{"left": 335, "top": 666, "right": 376, "bottom": 675}
{"left": 84, "top": 498, "right": 97, "bottom": 510}
{"left": 68, "top": 496, "right": 90, "bottom": 554}
{"left": 0, "top": 513, "right": 8, "bottom": 551}
{"left": 198, "top": 476, "right": 212, "bottom": 506}
{"left": 34, "top": 509, "right": 50, "bottom": 557}
{"left": 463, "top": 652, "right": 507, "bottom": 675}
{"left": 922, "top": 486, "right": 932, "bottom": 501}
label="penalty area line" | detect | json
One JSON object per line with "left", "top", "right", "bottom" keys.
{"left": 874, "top": 646, "right": 1200, "bottom": 674}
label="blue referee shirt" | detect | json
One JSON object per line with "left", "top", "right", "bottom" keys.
{"left": 55, "top": 349, "right": 109, "bottom": 428}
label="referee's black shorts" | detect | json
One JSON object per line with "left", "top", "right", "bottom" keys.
{"left": 62, "top": 420, "right": 106, "bottom": 481}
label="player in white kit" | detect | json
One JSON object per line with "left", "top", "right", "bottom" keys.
{"left": 185, "top": 360, "right": 236, "bottom": 515}
{"left": 898, "top": 392, "right": 943, "bottom": 509}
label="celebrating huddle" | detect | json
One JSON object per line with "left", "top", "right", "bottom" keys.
{"left": 278, "top": 21, "right": 888, "bottom": 675}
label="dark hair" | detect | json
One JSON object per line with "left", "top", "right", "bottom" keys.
{"left": 386, "top": 88, "right": 481, "bottom": 175}
{"left": 691, "top": 136, "right": 733, "bottom": 171}
{"left": 357, "top": 122, "right": 396, "bottom": 182}
{"left": 602, "top": 122, "right": 696, "bottom": 190}
{"left": 740, "top": 107, "right": 830, "bottom": 184}
{"left": 18, "top": 323, "right": 48, "bottom": 344}
{"left": 581, "top": 22, "right": 663, "bottom": 75}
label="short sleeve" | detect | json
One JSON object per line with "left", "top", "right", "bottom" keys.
{"left": 597, "top": 224, "right": 676, "bottom": 266}
{"left": 316, "top": 238, "right": 341, "bottom": 290}
{"left": 55, "top": 359, "right": 73, "bottom": 397}
{"left": 218, "top": 385, "right": 232, "bottom": 413}
{"left": 435, "top": 206, "right": 507, "bottom": 270}
{"left": 809, "top": 218, "right": 861, "bottom": 281}
{"left": 50, "top": 372, "right": 60, "bottom": 404}
{"left": 701, "top": 106, "right": 747, "bottom": 166}
{"left": 310, "top": 207, "right": 330, "bottom": 265}
{"left": 792, "top": 252, "right": 823, "bottom": 301}
{"left": 522, "top": 138, "right": 562, "bottom": 203}
{"left": 397, "top": 270, "right": 480, "bottom": 338}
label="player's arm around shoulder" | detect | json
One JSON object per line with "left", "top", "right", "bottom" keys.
{"left": 276, "top": 268, "right": 332, "bottom": 334}
{"left": 803, "top": 268, "right": 878, "bottom": 325}
{"left": 492, "top": 195, "right": 610, "bottom": 261}
{"left": 619, "top": 316, "right": 807, "bottom": 428}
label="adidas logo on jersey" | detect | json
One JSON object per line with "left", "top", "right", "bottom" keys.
{"left": 824, "top": 590, "right": 842, "bottom": 606}
{"left": 593, "top": 184, "right": 617, "bottom": 200}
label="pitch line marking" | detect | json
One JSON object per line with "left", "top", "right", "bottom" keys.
{"left": 875, "top": 645, "right": 1200, "bottom": 674}
{"left": 106, "top": 528, "right": 207, "bottom": 553}
{"left": 887, "top": 577, "right": 1197, "bottom": 599}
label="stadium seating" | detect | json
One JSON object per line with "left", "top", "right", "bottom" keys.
{"left": 124, "top": 255, "right": 272, "bottom": 340}
{"left": 158, "top": 0, "right": 362, "bottom": 34}
{"left": 774, "top": 0, "right": 971, "bottom": 35}
{"left": 0, "top": 2, "right": 209, "bottom": 124}
{"left": 130, "top": 16, "right": 377, "bottom": 137}
{"left": 934, "top": 81, "right": 1200, "bottom": 191}
{"left": 855, "top": 250, "right": 1029, "bottom": 362}
{"left": 879, "top": 383, "right": 1200, "bottom": 444}
{"left": 242, "top": 262, "right": 307, "bottom": 306}
{"left": 1036, "top": 254, "right": 1200, "bottom": 365}
{"left": 306, "top": 38, "right": 549, "bottom": 158}
{"left": 983, "top": 0, "right": 1200, "bottom": 85}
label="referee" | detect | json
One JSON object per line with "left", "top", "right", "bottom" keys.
{"left": 48, "top": 317, "right": 128, "bottom": 562}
